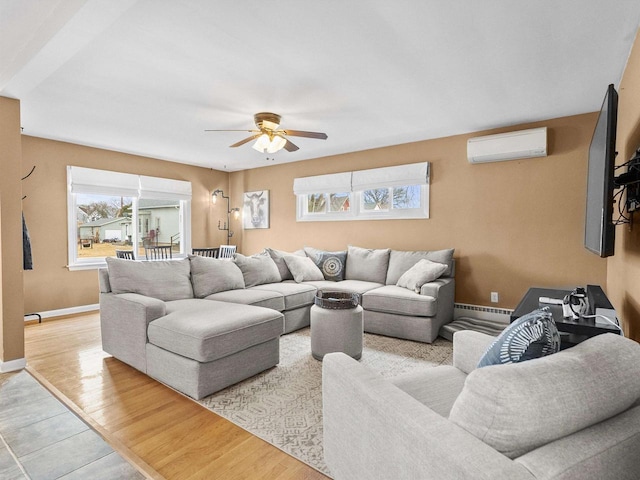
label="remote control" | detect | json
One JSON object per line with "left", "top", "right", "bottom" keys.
{"left": 539, "top": 297, "right": 563, "bottom": 305}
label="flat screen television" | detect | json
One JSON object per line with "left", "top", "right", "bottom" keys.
{"left": 584, "top": 84, "right": 618, "bottom": 257}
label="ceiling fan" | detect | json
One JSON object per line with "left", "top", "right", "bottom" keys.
{"left": 205, "top": 112, "right": 328, "bottom": 153}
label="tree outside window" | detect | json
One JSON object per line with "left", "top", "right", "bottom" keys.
{"left": 307, "top": 193, "right": 326, "bottom": 213}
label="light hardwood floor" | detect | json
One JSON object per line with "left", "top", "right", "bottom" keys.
{"left": 24, "top": 313, "right": 329, "bottom": 480}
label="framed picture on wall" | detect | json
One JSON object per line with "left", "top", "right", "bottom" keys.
{"left": 243, "top": 190, "right": 270, "bottom": 229}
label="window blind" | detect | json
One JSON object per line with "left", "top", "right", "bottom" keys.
{"left": 351, "top": 162, "right": 430, "bottom": 191}
{"left": 293, "top": 172, "right": 352, "bottom": 195}
{"left": 67, "top": 166, "right": 192, "bottom": 200}
{"left": 67, "top": 166, "right": 139, "bottom": 197}
{"left": 139, "top": 175, "right": 192, "bottom": 200}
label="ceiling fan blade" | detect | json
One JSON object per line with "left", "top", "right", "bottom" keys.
{"left": 284, "top": 139, "right": 299, "bottom": 152}
{"left": 230, "top": 135, "right": 259, "bottom": 148}
{"left": 281, "top": 129, "right": 328, "bottom": 140}
{"left": 205, "top": 129, "right": 260, "bottom": 133}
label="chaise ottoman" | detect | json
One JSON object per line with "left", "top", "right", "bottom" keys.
{"left": 146, "top": 299, "right": 284, "bottom": 399}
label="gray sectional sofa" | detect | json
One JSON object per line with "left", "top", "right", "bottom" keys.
{"left": 99, "top": 245, "right": 455, "bottom": 398}
{"left": 323, "top": 331, "right": 640, "bottom": 480}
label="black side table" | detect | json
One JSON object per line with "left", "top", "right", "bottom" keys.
{"left": 511, "top": 287, "right": 620, "bottom": 349}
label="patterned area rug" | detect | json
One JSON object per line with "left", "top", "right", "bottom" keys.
{"left": 198, "top": 328, "right": 453, "bottom": 477}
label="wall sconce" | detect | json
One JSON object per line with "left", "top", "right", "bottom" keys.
{"left": 211, "top": 189, "right": 239, "bottom": 244}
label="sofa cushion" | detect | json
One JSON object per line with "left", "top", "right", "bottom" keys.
{"left": 189, "top": 255, "right": 245, "bottom": 298}
{"left": 449, "top": 333, "right": 640, "bottom": 459}
{"left": 363, "top": 285, "right": 437, "bottom": 317}
{"left": 284, "top": 255, "right": 324, "bottom": 282}
{"left": 205, "top": 288, "right": 285, "bottom": 311}
{"left": 147, "top": 300, "right": 284, "bottom": 363}
{"left": 252, "top": 283, "right": 317, "bottom": 310}
{"left": 345, "top": 246, "right": 391, "bottom": 284}
{"left": 265, "top": 247, "right": 305, "bottom": 281}
{"left": 396, "top": 259, "right": 448, "bottom": 293}
{"left": 106, "top": 257, "right": 193, "bottom": 301}
{"left": 477, "top": 308, "right": 561, "bottom": 368}
{"left": 234, "top": 252, "right": 281, "bottom": 287}
{"left": 315, "top": 251, "right": 347, "bottom": 282}
{"left": 385, "top": 249, "right": 455, "bottom": 285}
{"left": 304, "top": 279, "right": 383, "bottom": 295}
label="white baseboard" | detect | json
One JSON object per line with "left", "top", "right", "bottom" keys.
{"left": 24, "top": 303, "right": 99, "bottom": 322}
{"left": 454, "top": 303, "right": 512, "bottom": 324}
{"left": 0, "top": 357, "right": 26, "bottom": 373}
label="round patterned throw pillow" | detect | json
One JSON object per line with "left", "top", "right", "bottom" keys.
{"left": 477, "top": 307, "right": 561, "bottom": 368}
{"left": 314, "top": 251, "right": 347, "bottom": 282}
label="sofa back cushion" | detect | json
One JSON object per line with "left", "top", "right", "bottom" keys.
{"left": 449, "top": 333, "right": 640, "bottom": 459}
{"left": 189, "top": 255, "right": 245, "bottom": 298}
{"left": 265, "top": 247, "right": 305, "bottom": 281}
{"left": 385, "top": 249, "right": 455, "bottom": 285}
{"left": 345, "top": 246, "right": 390, "bottom": 284}
{"left": 284, "top": 255, "right": 324, "bottom": 283}
{"left": 233, "top": 252, "right": 281, "bottom": 287}
{"left": 106, "top": 257, "right": 193, "bottom": 301}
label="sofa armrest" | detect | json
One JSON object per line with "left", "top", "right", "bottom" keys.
{"left": 322, "top": 352, "right": 534, "bottom": 480}
{"left": 98, "top": 268, "right": 111, "bottom": 293}
{"left": 452, "top": 330, "right": 496, "bottom": 374}
{"left": 419, "top": 276, "right": 453, "bottom": 297}
{"left": 100, "top": 292, "right": 166, "bottom": 373}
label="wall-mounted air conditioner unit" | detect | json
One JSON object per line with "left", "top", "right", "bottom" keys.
{"left": 467, "top": 127, "right": 547, "bottom": 164}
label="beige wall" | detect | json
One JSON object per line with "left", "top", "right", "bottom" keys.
{"left": 0, "top": 97, "right": 25, "bottom": 363}
{"left": 21, "top": 136, "right": 229, "bottom": 312}
{"left": 607, "top": 29, "right": 640, "bottom": 342}
{"left": 232, "top": 113, "right": 608, "bottom": 309}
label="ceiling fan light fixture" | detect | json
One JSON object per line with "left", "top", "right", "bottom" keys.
{"left": 267, "top": 135, "right": 287, "bottom": 153}
{"left": 252, "top": 133, "right": 271, "bottom": 153}
{"left": 252, "top": 133, "right": 287, "bottom": 153}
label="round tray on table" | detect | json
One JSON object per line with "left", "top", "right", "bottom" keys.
{"left": 313, "top": 290, "right": 359, "bottom": 310}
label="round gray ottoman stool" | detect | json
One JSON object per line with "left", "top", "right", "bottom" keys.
{"left": 310, "top": 291, "right": 363, "bottom": 361}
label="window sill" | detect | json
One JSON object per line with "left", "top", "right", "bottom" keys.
{"left": 67, "top": 261, "right": 107, "bottom": 271}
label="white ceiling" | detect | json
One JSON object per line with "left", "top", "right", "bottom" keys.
{"left": 2, "top": 1, "right": 640, "bottom": 172}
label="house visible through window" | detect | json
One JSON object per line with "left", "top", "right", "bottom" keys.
{"left": 67, "top": 166, "right": 191, "bottom": 270}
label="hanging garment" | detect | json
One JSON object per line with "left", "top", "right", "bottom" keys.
{"left": 23, "top": 212, "right": 33, "bottom": 270}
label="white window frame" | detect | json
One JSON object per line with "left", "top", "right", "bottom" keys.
{"left": 66, "top": 166, "right": 192, "bottom": 270}
{"left": 295, "top": 162, "right": 430, "bottom": 222}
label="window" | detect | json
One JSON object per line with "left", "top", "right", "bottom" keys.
{"left": 307, "top": 193, "right": 327, "bottom": 214}
{"left": 294, "top": 163, "right": 429, "bottom": 221}
{"left": 67, "top": 166, "right": 192, "bottom": 270}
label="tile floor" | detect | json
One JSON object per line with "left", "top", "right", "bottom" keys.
{"left": 0, "top": 370, "right": 145, "bottom": 480}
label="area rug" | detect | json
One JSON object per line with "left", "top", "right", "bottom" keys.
{"left": 198, "top": 328, "right": 453, "bottom": 477}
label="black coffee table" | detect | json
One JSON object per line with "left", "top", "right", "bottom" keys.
{"left": 511, "top": 287, "right": 620, "bottom": 349}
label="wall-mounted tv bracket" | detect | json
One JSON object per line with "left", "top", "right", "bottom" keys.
{"left": 613, "top": 149, "right": 640, "bottom": 226}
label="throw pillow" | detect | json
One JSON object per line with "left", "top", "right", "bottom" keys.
{"left": 265, "top": 247, "right": 305, "bottom": 281}
{"left": 233, "top": 252, "right": 281, "bottom": 287}
{"left": 283, "top": 255, "right": 324, "bottom": 283}
{"left": 395, "top": 259, "right": 448, "bottom": 293}
{"left": 345, "top": 245, "right": 391, "bottom": 284}
{"left": 385, "top": 249, "right": 455, "bottom": 285}
{"left": 477, "top": 308, "right": 561, "bottom": 368}
{"left": 303, "top": 246, "right": 323, "bottom": 262}
{"left": 106, "top": 257, "right": 193, "bottom": 301}
{"left": 311, "top": 250, "right": 347, "bottom": 282}
{"left": 189, "top": 255, "right": 245, "bottom": 298}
